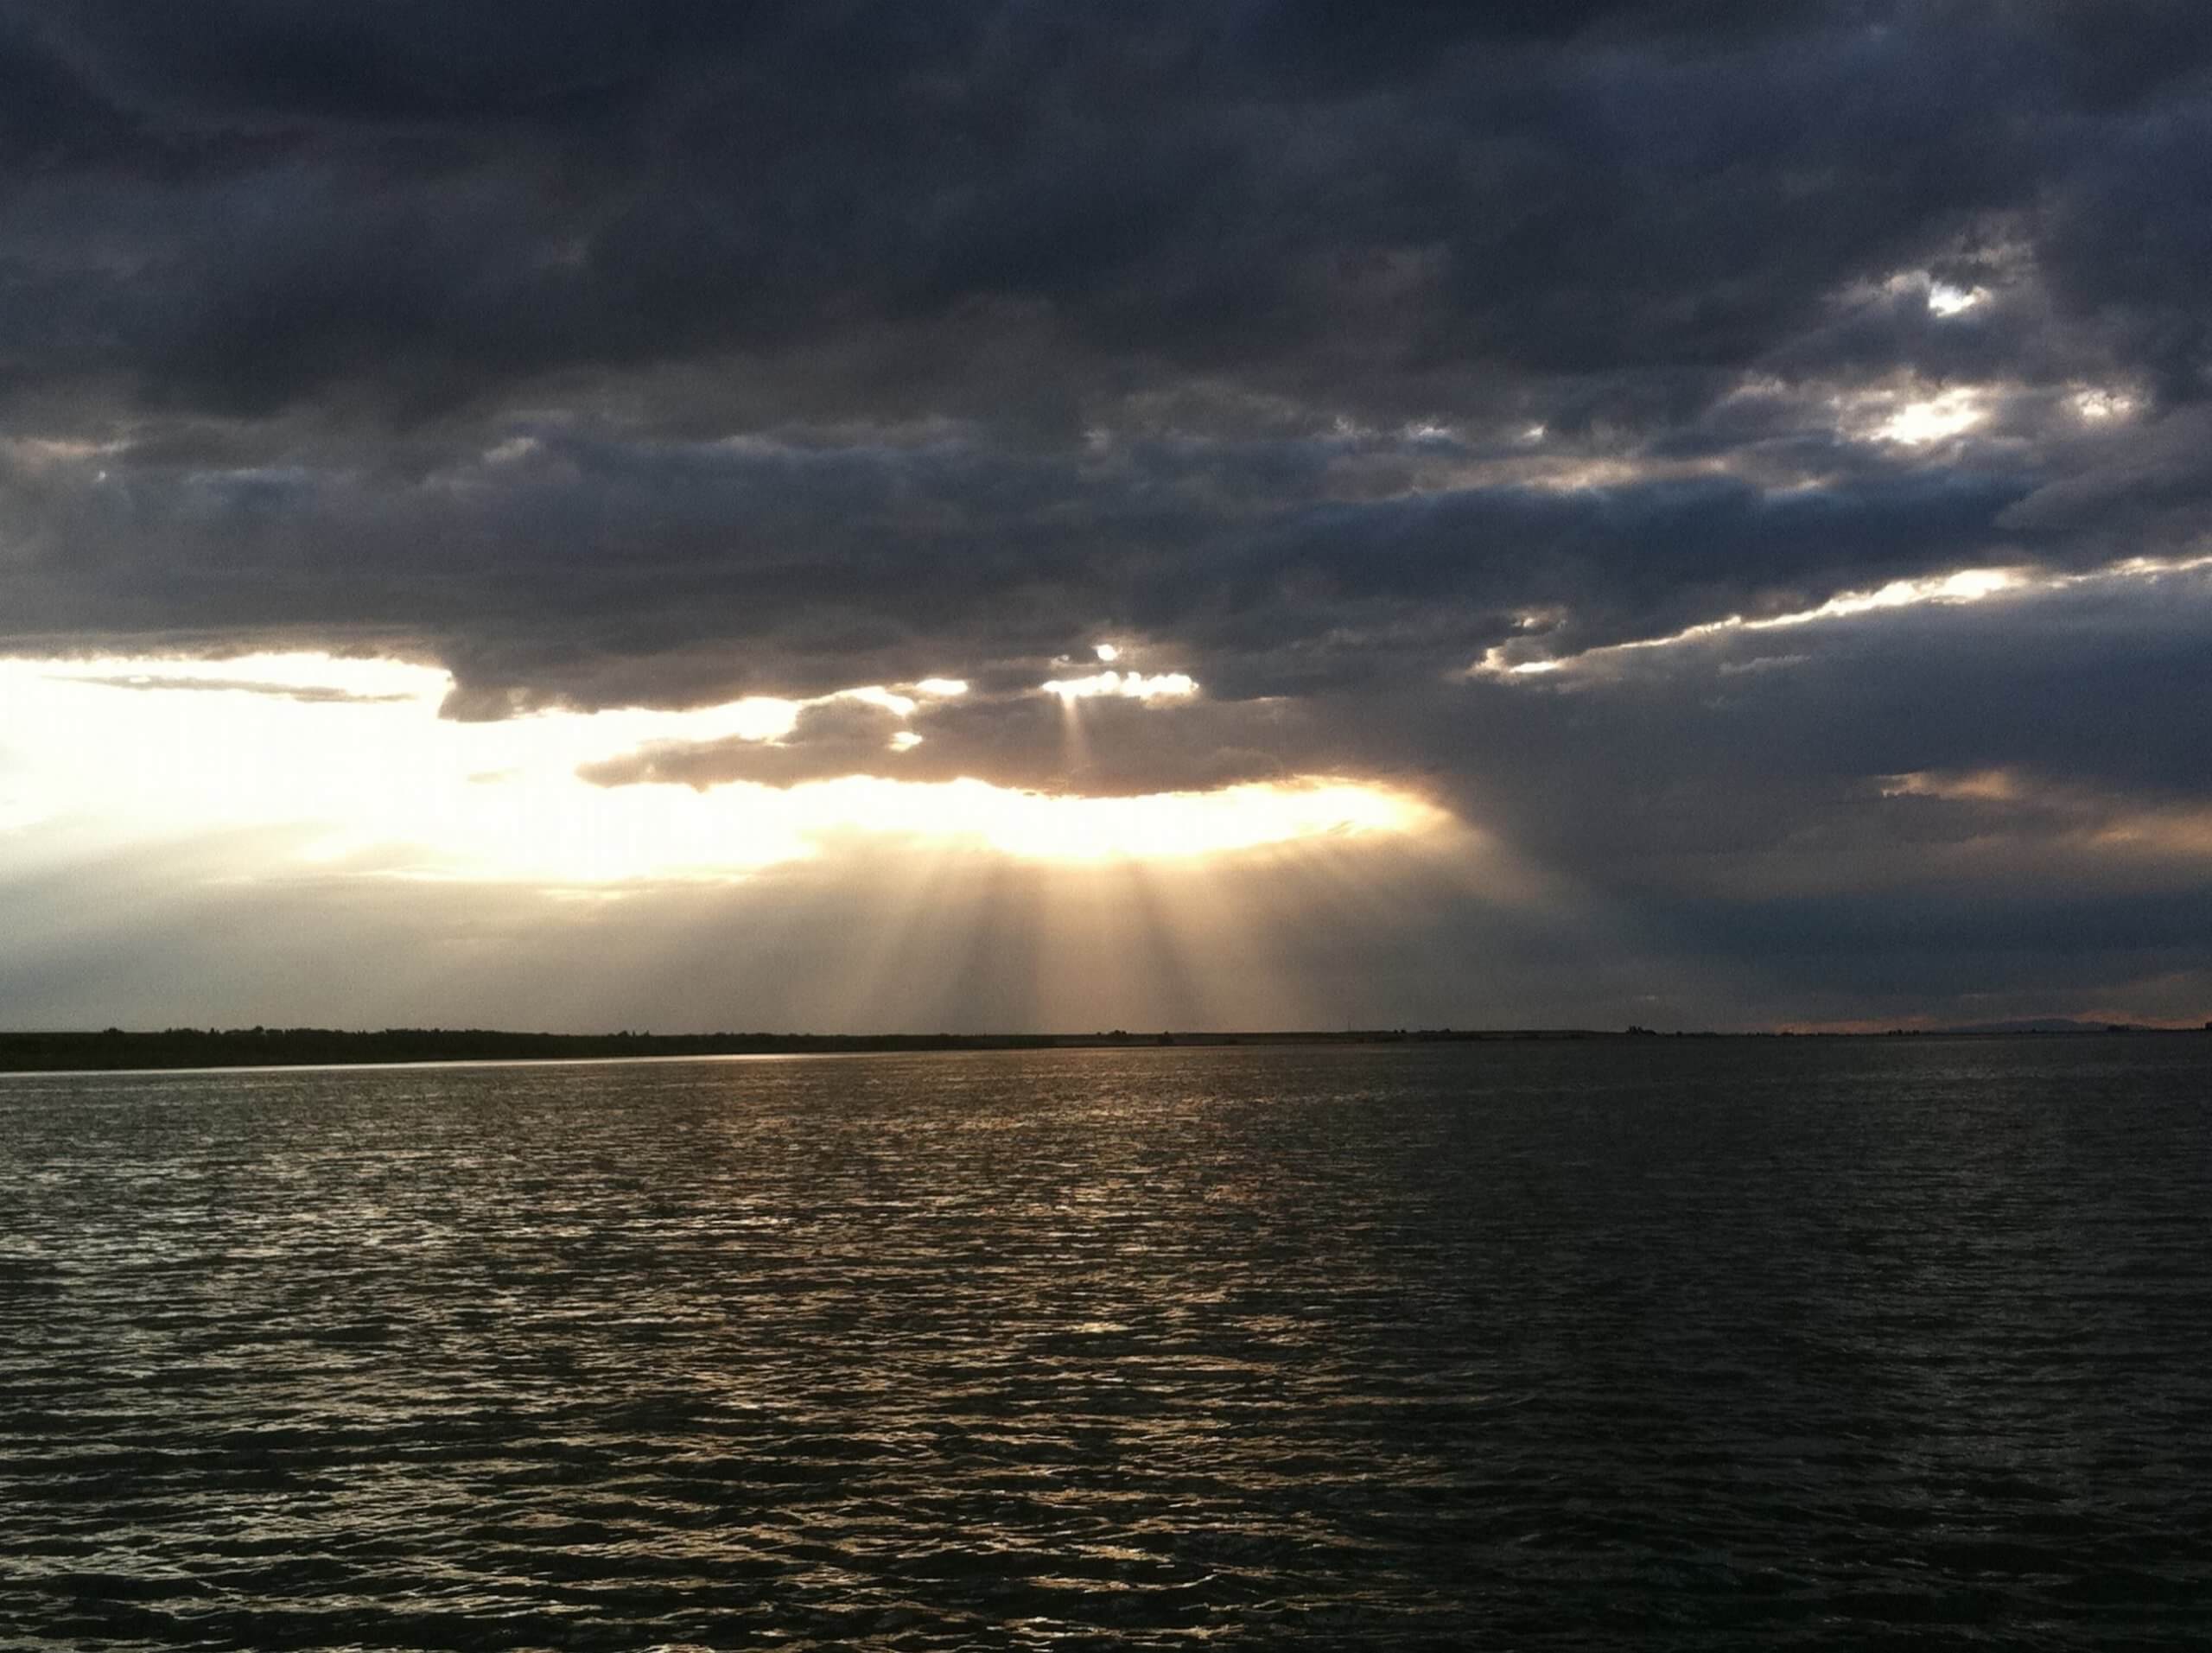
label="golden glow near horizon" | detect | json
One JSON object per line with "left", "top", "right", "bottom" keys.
{"left": 928, "top": 777, "right": 1439, "bottom": 861}
{"left": 0, "top": 652, "right": 1438, "bottom": 885}
{"left": 1879, "top": 767, "right": 2212, "bottom": 865}
{"left": 1880, "top": 768, "right": 2023, "bottom": 803}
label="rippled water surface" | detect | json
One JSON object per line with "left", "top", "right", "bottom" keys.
{"left": 4, "top": 1038, "right": 2211, "bottom": 1649}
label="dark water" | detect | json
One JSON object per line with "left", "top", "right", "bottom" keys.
{"left": 3, "top": 1038, "right": 2210, "bottom": 1650}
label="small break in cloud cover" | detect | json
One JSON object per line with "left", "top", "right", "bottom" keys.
{"left": 3, "top": 0, "right": 2210, "bottom": 1032}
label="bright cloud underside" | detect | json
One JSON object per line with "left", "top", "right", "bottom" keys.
{"left": 0, "top": 655, "right": 1436, "bottom": 883}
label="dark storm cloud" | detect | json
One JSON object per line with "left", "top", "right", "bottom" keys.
{"left": 1411, "top": 569, "right": 2212, "bottom": 932}
{"left": 0, "top": 412, "right": 2056, "bottom": 717}
{"left": 4, "top": 0, "right": 2211, "bottom": 1020}
{"left": 579, "top": 696, "right": 920, "bottom": 791}
{"left": 2, "top": 0, "right": 2203, "bottom": 419}
{"left": 581, "top": 689, "right": 1317, "bottom": 797}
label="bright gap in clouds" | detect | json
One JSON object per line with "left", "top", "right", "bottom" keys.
{"left": 1043, "top": 669, "right": 1198, "bottom": 703}
{"left": 0, "top": 654, "right": 1433, "bottom": 884}
{"left": 1925, "top": 282, "right": 1986, "bottom": 317}
{"left": 1819, "top": 375, "right": 1995, "bottom": 448}
{"left": 1873, "top": 386, "right": 1986, "bottom": 445}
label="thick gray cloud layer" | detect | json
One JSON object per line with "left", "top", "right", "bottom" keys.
{"left": 3, "top": 0, "right": 2209, "bottom": 1023}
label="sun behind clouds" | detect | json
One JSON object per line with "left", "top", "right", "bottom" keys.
{"left": 2, "top": 653, "right": 1443, "bottom": 886}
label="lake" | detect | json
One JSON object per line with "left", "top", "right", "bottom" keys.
{"left": 3, "top": 1037, "right": 2209, "bottom": 1649}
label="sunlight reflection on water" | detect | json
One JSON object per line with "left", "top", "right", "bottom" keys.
{"left": 3, "top": 1039, "right": 2209, "bottom": 1649}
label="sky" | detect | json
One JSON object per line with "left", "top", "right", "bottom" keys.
{"left": 3, "top": 1, "right": 2210, "bottom": 1033}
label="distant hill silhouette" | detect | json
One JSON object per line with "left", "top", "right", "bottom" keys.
{"left": 0, "top": 1025, "right": 1615, "bottom": 1072}
{"left": 1, "top": 1020, "right": 2198, "bottom": 1074}
{"left": 1929, "top": 1018, "right": 2161, "bottom": 1035}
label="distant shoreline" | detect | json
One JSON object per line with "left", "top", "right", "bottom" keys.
{"left": 1, "top": 1022, "right": 2202, "bottom": 1074}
